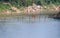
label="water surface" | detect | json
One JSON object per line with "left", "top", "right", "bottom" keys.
{"left": 0, "top": 15, "right": 60, "bottom": 38}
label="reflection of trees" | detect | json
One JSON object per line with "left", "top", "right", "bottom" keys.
{"left": 0, "top": 18, "right": 7, "bottom": 32}
{"left": 18, "top": 15, "right": 41, "bottom": 24}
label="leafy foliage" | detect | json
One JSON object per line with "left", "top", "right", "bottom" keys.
{"left": 0, "top": 0, "right": 60, "bottom": 6}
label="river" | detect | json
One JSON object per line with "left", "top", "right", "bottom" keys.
{"left": 0, "top": 15, "right": 60, "bottom": 38}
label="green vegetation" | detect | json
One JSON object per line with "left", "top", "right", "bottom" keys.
{"left": 0, "top": 0, "right": 60, "bottom": 15}
{"left": 0, "top": 2, "right": 10, "bottom": 12}
{"left": 0, "top": 0, "right": 60, "bottom": 6}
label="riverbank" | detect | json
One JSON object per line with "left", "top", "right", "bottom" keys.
{"left": 0, "top": 3, "right": 60, "bottom": 15}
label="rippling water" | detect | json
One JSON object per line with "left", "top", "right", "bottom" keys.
{"left": 0, "top": 15, "right": 60, "bottom": 38}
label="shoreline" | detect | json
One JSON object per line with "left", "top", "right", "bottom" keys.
{"left": 0, "top": 3, "right": 60, "bottom": 15}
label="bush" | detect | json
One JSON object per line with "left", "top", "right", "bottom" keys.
{"left": 0, "top": 3, "right": 10, "bottom": 12}
{"left": 25, "top": 0, "right": 32, "bottom": 6}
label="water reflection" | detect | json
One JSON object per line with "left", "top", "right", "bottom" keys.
{"left": 0, "top": 15, "right": 60, "bottom": 38}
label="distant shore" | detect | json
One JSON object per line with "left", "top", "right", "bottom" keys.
{"left": 0, "top": 3, "right": 60, "bottom": 15}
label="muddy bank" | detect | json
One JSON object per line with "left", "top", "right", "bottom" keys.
{"left": 49, "top": 12, "right": 60, "bottom": 19}
{"left": 49, "top": 6, "right": 60, "bottom": 18}
{"left": 0, "top": 3, "right": 60, "bottom": 15}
